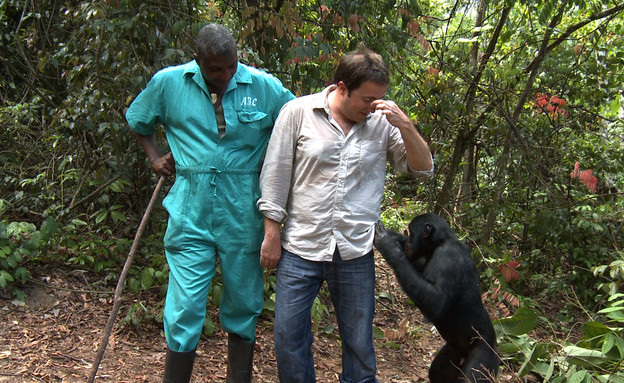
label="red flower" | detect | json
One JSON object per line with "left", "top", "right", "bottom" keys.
{"left": 570, "top": 162, "right": 598, "bottom": 193}
{"left": 533, "top": 93, "right": 569, "bottom": 119}
{"left": 579, "top": 170, "right": 598, "bottom": 193}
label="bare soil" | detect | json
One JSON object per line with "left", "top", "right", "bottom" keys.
{"left": 0, "top": 254, "right": 516, "bottom": 382}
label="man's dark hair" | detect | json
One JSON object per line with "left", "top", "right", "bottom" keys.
{"left": 196, "top": 24, "right": 237, "bottom": 58}
{"left": 333, "top": 48, "right": 389, "bottom": 94}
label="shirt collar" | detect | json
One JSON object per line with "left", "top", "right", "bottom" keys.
{"left": 312, "top": 85, "right": 337, "bottom": 115}
{"left": 184, "top": 60, "right": 252, "bottom": 93}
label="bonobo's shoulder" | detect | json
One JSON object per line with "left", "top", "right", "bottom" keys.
{"left": 436, "top": 238, "right": 471, "bottom": 256}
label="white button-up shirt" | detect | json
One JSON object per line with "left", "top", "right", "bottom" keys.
{"left": 258, "top": 86, "right": 433, "bottom": 261}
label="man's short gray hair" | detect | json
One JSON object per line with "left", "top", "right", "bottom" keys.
{"left": 196, "top": 23, "right": 237, "bottom": 58}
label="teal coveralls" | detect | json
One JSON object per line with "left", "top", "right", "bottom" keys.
{"left": 126, "top": 61, "right": 294, "bottom": 352}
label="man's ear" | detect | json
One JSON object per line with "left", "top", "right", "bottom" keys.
{"left": 193, "top": 53, "right": 200, "bottom": 65}
{"left": 336, "top": 81, "right": 349, "bottom": 95}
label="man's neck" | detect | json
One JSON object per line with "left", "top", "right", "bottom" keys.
{"left": 327, "top": 89, "right": 354, "bottom": 135}
{"left": 207, "top": 86, "right": 226, "bottom": 109}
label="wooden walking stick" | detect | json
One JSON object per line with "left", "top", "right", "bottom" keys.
{"left": 87, "top": 175, "right": 166, "bottom": 383}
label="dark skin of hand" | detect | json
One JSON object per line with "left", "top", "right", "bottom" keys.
{"left": 135, "top": 133, "right": 175, "bottom": 176}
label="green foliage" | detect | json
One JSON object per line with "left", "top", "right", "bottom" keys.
{"left": 495, "top": 292, "right": 624, "bottom": 382}
{"left": 380, "top": 166, "right": 431, "bottom": 232}
{"left": 120, "top": 301, "right": 149, "bottom": 329}
{"left": 593, "top": 257, "right": 624, "bottom": 297}
{"left": 380, "top": 196, "right": 425, "bottom": 232}
{"left": 263, "top": 270, "right": 277, "bottom": 313}
{"left": 311, "top": 295, "right": 333, "bottom": 334}
{"left": 1, "top": 1, "right": 623, "bottom": 368}
{"left": 127, "top": 266, "right": 167, "bottom": 295}
{"left": 203, "top": 315, "right": 216, "bottom": 337}
{"left": 0, "top": 214, "right": 59, "bottom": 299}
{"left": 514, "top": 128, "right": 624, "bottom": 305}
{"left": 0, "top": 0, "right": 204, "bottom": 262}
{"left": 0, "top": 0, "right": 200, "bottom": 314}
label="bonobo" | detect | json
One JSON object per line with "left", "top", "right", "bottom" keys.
{"left": 374, "top": 213, "right": 499, "bottom": 383}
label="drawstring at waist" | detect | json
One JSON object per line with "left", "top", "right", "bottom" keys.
{"left": 175, "top": 166, "right": 258, "bottom": 196}
{"left": 176, "top": 166, "right": 257, "bottom": 175}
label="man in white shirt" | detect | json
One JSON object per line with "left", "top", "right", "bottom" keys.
{"left": 257, "top": 48, "right": 433, "bottom": 383}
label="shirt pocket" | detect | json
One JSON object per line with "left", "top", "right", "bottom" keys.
{"left": 236, "top": 110, "right": 269, "bottom": 148}
{"left": 358, "top": 139, "right": 385, "bottom": 169}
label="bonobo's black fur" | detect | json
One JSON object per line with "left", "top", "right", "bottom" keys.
{"left": 374, "top": 213, "right": 499, "bottom": 383}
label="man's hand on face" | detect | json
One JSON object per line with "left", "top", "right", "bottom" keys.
{"left": 371, "top": 99, "right": 412, "bottom": 129}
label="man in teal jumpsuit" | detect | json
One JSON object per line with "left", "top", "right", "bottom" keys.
{"left": 126, "top": 24, "right": 294, "bottom": 383}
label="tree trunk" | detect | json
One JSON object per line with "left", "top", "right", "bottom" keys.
{"left": 458, "top": 144, "right": 477, "bottom": 210}
{"left": 457, "top": 0, "right": 487, "bottom": 212}
{"left": 434, "top": 4, "right": 512, "bottom": 215}
{"left": 479, "top": 129, "right": 512, "bottom": 246}
{"left": 478, "top": 2, "right": 569, "bottom": 246}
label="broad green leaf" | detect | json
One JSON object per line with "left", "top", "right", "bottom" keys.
{"left": 494, "top": 307, "right": 538, "bottom": 336}
{"left": 141, "top": 268, "right": 154, "bottom": 289}
{"left": 203, "top": 316, "right": 216, "bottom": 337}
{"left": 95, "top": 211, "right": 108, "bottom": 224}
{"left": 373, "top": 325, "right": 385, "bottom": 339}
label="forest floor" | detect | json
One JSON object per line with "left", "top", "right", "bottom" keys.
{"left": 0, "top": 253, "right": 519, "bottom": 382}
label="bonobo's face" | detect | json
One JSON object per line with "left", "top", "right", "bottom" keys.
{"left": 194, "top": 51, "right": 238, "bottom": 93}
{"left": 405, "top": 213, "right": 437, "bottom": 261}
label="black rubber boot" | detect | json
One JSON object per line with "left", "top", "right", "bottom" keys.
{"left": 226, "top": 333, "right": 255, "bottom": 383}
{"left": 163, "top": 347, "right": 196, "bottom": 383}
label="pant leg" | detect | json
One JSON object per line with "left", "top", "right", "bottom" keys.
{"left": 325, "top": 250, "right": 378, "bottom": 383}
{"left": 218, "top": 242, "right": 265, "bottom": 342}
{"left": 212, "top": 171, "right": 265, "bottom": 342}
{"left": 274, "top": 250, "right": 324, "bottom": 383}
{"left": 163, "top": 242, "right": 217, "bottom": 352}
{"left": 161, "top": 172, "right": 218, "bottom": 353}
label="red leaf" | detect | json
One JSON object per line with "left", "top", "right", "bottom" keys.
{"left": 498, "top": 261, "right": 520, "bottom": 283}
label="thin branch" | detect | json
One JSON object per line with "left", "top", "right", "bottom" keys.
{"left": 0, "top": 57, "right": 57, "bottom": 109}
{"left": 67, "top": 173, "right": 123, "bottom": 212}
{"left": 524, "top": 3, "right": 624, "bottom": 72}
{"left": 463, "top": 4, "right": 512, "bottom": 114}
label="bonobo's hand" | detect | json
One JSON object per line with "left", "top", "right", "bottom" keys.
{"left": 374, "top": 221, "right": 390, "bottom": 248}
{"left": 375, "top": 221, "right": 409, "bottom": 269}
{"left": 375, "top": 221, "right": 399, "bottom": 258}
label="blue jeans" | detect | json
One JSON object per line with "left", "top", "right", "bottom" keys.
{"left": 274, "top": 248, "right": 378, "bottom": 383}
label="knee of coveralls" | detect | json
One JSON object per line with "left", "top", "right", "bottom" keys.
{"left": 217, "top": 236, "right": 265, "bottom": 343}
{"left": 162, "top": 241, "right": 217, "bottom": 352}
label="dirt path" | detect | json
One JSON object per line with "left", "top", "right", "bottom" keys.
{"left": 0, "top": 256, "right": 512, "bottom": 382}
